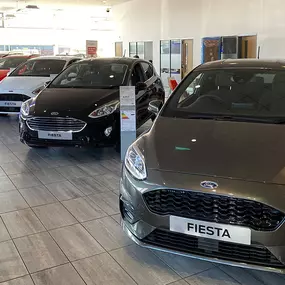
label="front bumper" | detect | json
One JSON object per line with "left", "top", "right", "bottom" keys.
{"left": 19, "top": 115, "right": 119, "bottom": 147}
{"left": 0, "top": 94, "right": 31, "bottom": 114}
{"left": 120, "top": 166, "right": 285, "bottom": 274}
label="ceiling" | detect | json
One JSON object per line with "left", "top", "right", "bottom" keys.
{"left": 0, "top": 0, "right": 132, "bottom": 11}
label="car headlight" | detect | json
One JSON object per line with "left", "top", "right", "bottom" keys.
{"left": 124, "top": 145, "right": 147, "bottom": 180}
{"left": 20, "top": 100, "right": 30, "bottom": 117}
{"left": 89, "top": 101, "right": 119, "bottom": 118}
{"left": 32, "top": 85, "right": 45, "bottom": 95}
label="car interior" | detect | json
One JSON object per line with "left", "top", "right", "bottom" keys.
{"left": 178, "top": 70, "right": 285, "bottom": 116}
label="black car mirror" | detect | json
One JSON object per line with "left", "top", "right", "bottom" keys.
{"left": 44, "top": 81, "right": 50, "bottom": 88}
{"left": 135, "top": 82, "right": 147, "bottom": 93}
{"left": 148, "top": 100, "right": 163, "bottom": 115}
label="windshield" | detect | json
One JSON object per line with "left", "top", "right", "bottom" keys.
{"left": 162, "top": 68, "right": 285, "bottom": 123}
{"left": 0, "top": 57, "right": 28, "bottom": 70}
{"left": 11, "top": 59, "right": 66, "bottom": 77}
{"left": 49, "top": 61, "right": 128, "bottom": 88}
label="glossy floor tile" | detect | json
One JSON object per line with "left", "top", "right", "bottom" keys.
{"left": 0, "top": 116, "right": 283, "bottom": 285}
{"left": 14, "top": 232, "right": 68, "bottom": 273}
{"left": 0, "top": 240, "right": 28, "bottom": 282}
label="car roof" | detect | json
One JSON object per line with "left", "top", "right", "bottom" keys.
{"left": 2, "top": 55, "right": 32, "bottom": 58}
{"left": 27, "top": 55, "right": 81, "bottom": 61}
{"left": 197, "top": 59, "right": 285, "bottom": 70}
{"left": 78, "top": 57, "right": 151, "bottom": 66}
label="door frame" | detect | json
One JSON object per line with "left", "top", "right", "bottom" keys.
{"left": 115, "top": 42, "right": 123, "bottom": 57}
{"left": 181, "top": 38, "right": 194, "bottom": 79}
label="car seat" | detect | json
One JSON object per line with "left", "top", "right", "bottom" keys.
{"left": 259, "top": 73, "right": 285, "bottom": 113}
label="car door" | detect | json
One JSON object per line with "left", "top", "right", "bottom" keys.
{"left": 140, "top": 61, "right": 160, "bottom": 121}
{"left": 128, "top": 62, "right": 148, "bottom": 126}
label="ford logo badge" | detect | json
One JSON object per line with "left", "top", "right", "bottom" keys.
{"left": 51, "top": 112, "right": 59, "bottom": 116}
{"left": 200, "top": 181, "right": 218, "bottom": 189}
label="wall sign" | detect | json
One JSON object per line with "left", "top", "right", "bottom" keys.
{"left": 86, "top": 40, "right": 98, "bottom": 58}
{"left": 120, "top": 86, "right": 136, "bottom": 160}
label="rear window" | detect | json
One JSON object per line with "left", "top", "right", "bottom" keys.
{"left": 11, "top": 59, "right": 66, "bottom": 77}
{"left": 0, "top": 57, "right": 27, "bottom": 70}
{"left": 162, "top": 68, "right": 285, "bottom": 122}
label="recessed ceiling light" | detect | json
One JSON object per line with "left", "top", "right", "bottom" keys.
{"left": 26, "top": 5, "right": 39, "bottom": 9}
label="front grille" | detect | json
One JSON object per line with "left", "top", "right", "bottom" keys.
{"left": 143, "top": 190, "right": 285, "bottom": 231}
{"left": 143, "top": 229, "right": 285, "bottom": 268}
{"left": 0, "top": 94, "right": 30, "bottom": 102}
{"left": 0, "top": 106, "right": 20, "bottom": 112}
{"left": 27, "top": 117, "right": 86, "bottom": 132}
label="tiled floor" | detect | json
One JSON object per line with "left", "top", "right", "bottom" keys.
{"left": 0, "top": 115, "right": 284, "bottom": 285}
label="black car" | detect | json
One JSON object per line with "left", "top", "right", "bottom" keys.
{"left": 19, "top": 57, "right": 165, "bottom": 148}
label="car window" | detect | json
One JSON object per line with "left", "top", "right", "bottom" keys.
{"left": 11, "top": 59, "right": 66, "bottom": 77}
{"left": 0, "top": 57, "right": 27, "bottom": 70}
{"left": 141, "top": 62, "right": 153, "bottom": 80}
{"left": 129, "top": 63, "right": 145, "bottom": 86}
{"left": 162, "top": 68, "right": 285, "bottom": 122}
{"left": 49, "top": 61, "right": 128, "bottom": 88}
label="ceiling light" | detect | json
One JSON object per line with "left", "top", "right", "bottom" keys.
{"left": 5, "top": 14, "right": 16, "bottom": 18}
{"left": 26, "top": 5, "right": 39, "bottom": 9}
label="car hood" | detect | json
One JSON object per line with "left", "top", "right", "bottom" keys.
{"left": 142, "top": 117, "right": 285, "bottom": 185}
{"left": 33, "top": 88, "right": 119, "bottom": 115}
{"left": 0, "top": 76, "right": 49, "bottom": 94}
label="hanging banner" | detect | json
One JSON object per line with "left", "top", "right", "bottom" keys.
{"left": 86, "top": 40, "right": 98, "bottom": 58}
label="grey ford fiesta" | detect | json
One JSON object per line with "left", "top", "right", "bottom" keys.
{"left": 120, "top": 59, "right": 285, "bottom": 273}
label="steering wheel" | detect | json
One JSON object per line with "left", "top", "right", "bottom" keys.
{"left": 197, "top": 94, "right": 227, "bottom": 106}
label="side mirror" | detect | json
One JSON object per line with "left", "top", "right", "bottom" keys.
{"left": 148, "top": 100, "right": 163, "bottom": 115}
{"left": 135, "top": 82, "right": 147, "bottom": 93}
{"left": 44, "top": 81, "right": 50, "bottom": 88}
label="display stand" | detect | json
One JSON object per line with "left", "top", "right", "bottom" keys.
{"left": 120, "top": 86, "right": 136, "bottom": 161}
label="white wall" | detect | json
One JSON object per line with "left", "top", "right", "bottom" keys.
{"left": 0, "top": 28, "right": 116, "bottom": 57}
{"left": 113, "top": 0, "right": 285, "bottom": 72}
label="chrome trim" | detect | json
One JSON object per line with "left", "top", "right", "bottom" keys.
{"left": 122, "top": 220, "right": 285, "bottom": 274}
{"left": 26, "top": 117, "right": 87, "bottom": 133}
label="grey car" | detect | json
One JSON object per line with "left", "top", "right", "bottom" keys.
{"left": 120, "top": 59, "right": 285, "bottom": 273}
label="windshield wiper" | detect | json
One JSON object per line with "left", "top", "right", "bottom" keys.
{"left": 186, "top": 114, "right": 274, "bottom": 123}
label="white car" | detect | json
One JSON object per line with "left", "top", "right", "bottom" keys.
{"left": 0, "top": 56, "right": 81, "bottom": 114}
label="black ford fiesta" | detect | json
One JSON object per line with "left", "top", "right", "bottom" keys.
{"left": 19, "top": 57, "right": 165, "bottom": 148}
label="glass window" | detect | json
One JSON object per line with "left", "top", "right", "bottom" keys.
{"left": 50, "top": 61, "right": 128, "bottom": 88}
{"left": 129, "top": 42, "right": 137, "bottom": 57}
{"left": 163, "top": 69, "right": 285, "bottom": 122}
{"left": 160, "top": 40, "right": 171, "bottom": 94}
{"left": 170, "top": 40, "right": 181, "bottom": 83}
{"left": 0, "top": 57, "right": 28, "bottom": 70}
{"left": 141, "top": 62, "right": 153, "bottom": 80}
{"left": 137, "top": 42, "right": 144, "bottom": 58}
{"left": 11, "top": 59, "right": 66, "bottom": 77}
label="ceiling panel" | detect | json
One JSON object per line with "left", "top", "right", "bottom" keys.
{"left": 0, "top": 0, "right": 132, "bottom": 10}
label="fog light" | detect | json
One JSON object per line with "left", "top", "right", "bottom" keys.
{"left": 104, "top": 127, "right": 112, "bottom": 137}
{"left": 120, "top": 197, "right": 136, "bottom": 224}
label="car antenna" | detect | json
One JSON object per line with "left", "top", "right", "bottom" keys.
{"left": 257, "top": 46, "right": 260, "bottom": 59}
